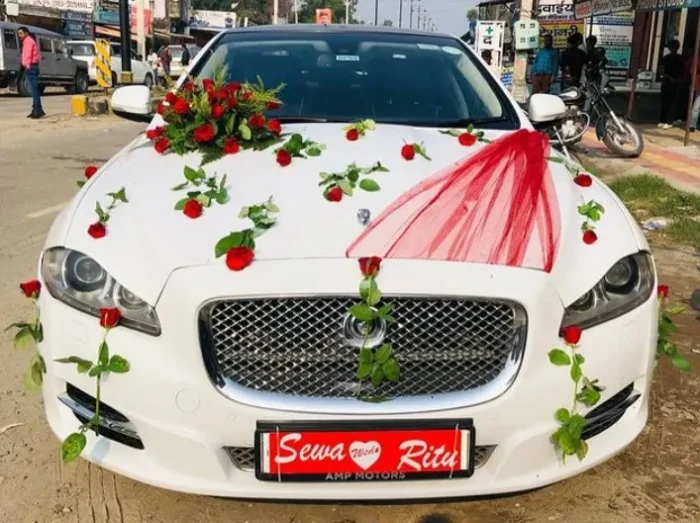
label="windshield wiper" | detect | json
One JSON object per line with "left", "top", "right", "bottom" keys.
{"left": 276, "top": 117, "right": 349, "bottom": 124}
{"left": 427, "top": 116, "right": 509, "bottom": 129}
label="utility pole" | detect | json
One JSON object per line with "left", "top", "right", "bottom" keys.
{"left": 345, "top": 0, "right": 349, "bottom": 23}
{"left": 136, "top": 0, "right": 145, "bottom": 61}
{"left": 118, "top": 0, "right": 131, "bottom": 82}
{"left": 294, "top": 0, "right": 298, "bottom": 23}
{"left": 513, "top": 0, "right": 534, "bottom": 103}
{"left": 417, "top": 7, "right": 421, "bottom": 30}
{"left": 399, "top": 0, "right": 403, "bottom": 28}
{"left": 273, "top": 0, "right": 278, "bottom": 24}
{"left": 409, "top": 0, "right": 414, "bottom": 29}
{"left": 374, "top": 0, "right": 378, "bottom": 25}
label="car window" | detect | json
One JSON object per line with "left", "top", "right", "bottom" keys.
{"left": 68, "top": 43, "right": 95, "bottom": 57}
{"left": 3, "top": 29, "right": 18, "bottom": 50}
{"left": 169, "top": 47, "right": 183, "bottom": 60}
{"left": 39, "top": 37, "right": 53, "bottom": 53}
{"left": 111, "top": 44, "right": 121, "bottom": 56}
{"left": 192, "top": 31, "right": 516, "bottom": 129}
{"left": 51, "top": 39, "right": 64, "bottom": 54}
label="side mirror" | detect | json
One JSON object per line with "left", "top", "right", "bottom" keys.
{"left": 111, "top": 85, "right": 153, "bottom": 123}
{"left": 527, "top": 94, "right": 566, "bottom": 124}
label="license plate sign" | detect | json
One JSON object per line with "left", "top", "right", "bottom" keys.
{"left": 255, "top": 420, "right": 474, "bottom": 482}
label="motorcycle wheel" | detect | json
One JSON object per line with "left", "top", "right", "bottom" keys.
{"left": 602, "top": 117, "right": 644, "bottom": 158}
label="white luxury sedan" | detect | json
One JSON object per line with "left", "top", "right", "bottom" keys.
{"left": 33, "top": 25, "right": 657, "bottom": 500}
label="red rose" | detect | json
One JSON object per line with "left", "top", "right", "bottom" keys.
{"left": 266, "top": 101, "right": 280, "bottom": 110}
{"left": 157, "top": 102, "right": 166, "bottom": 115}
{"left": 574, "top": 174, "right": 593, "bottom": 187}
{"left": 99, "top": 307, "right": 121, "bottom": 328}
{"left": 173, "top": 98, "right": 190, "bottom": 115}
{"left": 657, "top": 285, "right": 669, "bottom": 298}
{"left": 458, "top": 133, "right": 477, "bottom": 146}
{"left": 88, "top": 222, "right": 106, "bottom": 239}
{"left": 276, "top": 149, "right": 292, "bottom": 167}
{"left": 84, "top": 165, "right": 98, "bottom": 179}
{"left": 216, "top": 87, "right": 228, "bottom": 101}
{"left": 226, "top": 82, "right": 241, "bottom": 94}
{"left": 241, "top": 92, "right": 253, "bottom": 102}
{"left": 223, "top": 137, "right": 240, "bottom": 154}
{"left": 359, "top": 257, "right": 382, "bottom": 277}
{"left": 146, "top": 126, "right": 165, "bottom": 140}
{"left": 227, "top": 96, "right": 238, "bottom": 109}
{"left": 346, "top": 129, "right": 359, "bottom": 141}
{"left": 202, "top": 78, "right": 214, "bottom": 91}
{"left": 249, "top": 114, "right": 265, "bottom": 129}
{"left": 183, "top": 81, "right": 195, "bottom": 93}
{"left": 560, "top": 325, "right": 583, "bottom": 345}
{"left": 226, "top": 246, "right": 255, "bottom": 271}
{"left": 401, "top": 144, "right": 416, "bottom": 160}
{"left": 19, "top": 280, "right": 41, "bottom": 298}
{"left": 183, "top": 199, "right": 203, "bottom": 219}
{"left": 193, "top": 123, "right": 216, "bottom": 143}
{"left": 211, "top": 104, "right": 225, "bottom": 119}
{"left": 165, "top": 92, "right": 177, "bottom": 104}
{"left": 326, "top": 186, "right": 343, "bottom": 202}
{"left": 582, "top": 230, "right": 598, "bottom": 245}
{"left": 206, "top": 86, "right": 217, "bottom": 102}
{"left": 266, "top": 119, "right": 282, "bottom": 135}
{"left": 154, "top": 137, "right": 170, "bottom": 154}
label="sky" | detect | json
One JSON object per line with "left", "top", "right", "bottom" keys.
{"left": 354, "top": 0, "right": 478, "bottom": 37}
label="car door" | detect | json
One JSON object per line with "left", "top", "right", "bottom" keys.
{"left": 130, "top": 49, "right": 146, "bottom": 83}
{"left": 53, "top": 38, "right": 73, "bottom": 79}
{"left": 36, "top": 35, "right": 56, "bottom": 79}
{"left": 2, "top": 28, "right": 21, "bottom": 75}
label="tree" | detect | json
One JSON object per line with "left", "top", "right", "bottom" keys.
{"left": 467, "top": 8, "right": 478, "bottom": 22}
{"left": 382, "top": 19, "right": 393, "bottom": 27}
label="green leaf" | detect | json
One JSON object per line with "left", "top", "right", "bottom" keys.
{"left": 98, "top": 342, "right": 109, "bottom": 367}
{"left": 349, "top": 303, "right": 375, "bottom": 322}
{"left": 359, "top": 278, "right": 382, "bottom": 306}
{"left": 377, "top": 303, "right": 394, "bottom": 321}
{"left": 555, "top": 408, "right": 570, "bottom": 424}
{"left": 174, "top": 197, "right": 190, "bottom": 211}
{"left": 667, "top": 305, "right": 685, "bottom": 316}
{"left": 95, "top": 202, "right": 106, "bottom": 222}
{"left": 370, "top": 364, "right": 385, "bottom": 388}
{"left": 215, "top": 189, "right": 229, "bottom": 205}
{"left": 108, "top": 187, "right": 128, "bottom": 203}
{"left": 171, "top": 181, "right": 189, "bottom": 191}
{"left": 347, "top": 169, "right": 360, "bottom": 184}
{"left": 56, "top": 356, "right": 93, "bottom": 374}
{"left": 307, "top": 146, "right": 322, "bottom": 157}
{"left": 196, "top": 194, "right": 211, "bottom": 207}
{"left": 25, "top": 360, "right": 43, "bottom": 391}
{"left": 286, "top": 133, "right": 304, "bottom": 155}
{"left": 357, "top": 361, "right": 373, "bottom": 379}
{"left": 574, "top": 354, "right": 585, "bottom": 365}
{"left": 77, "top": 180, "right": 86, "bottom": 188}
{"left": 359, "top": 179, "right": 380, "bottom": 192}
{"left": 200, "top": 147, "right": 225, "bottom": 167}
{"left": 88, "top": 366, "right": 102, "bottom": 378}
{"left": 61, "top": 432, "right": 87, "bottom": 464}
{"left": 374, "top": 343, "right": 393, "bottom": 364}
{"left": 108, "top": 355, "right": 130, "bottom": 373}
{"left": 214, "top": 232, "right": 243, "bottom": 258}
{"left": 338, "top": 179, "right": 354, "bottom": 196}
{"left": 184, "top": 166, "right": 199, "bottom": 182}
{"left": 570, "top": 361, "right": 582, "bottom": 383}
{"left": 382, "top": 358, "right": 400, "bottom": 382}
{"left": 5, "top": 321, "right": 30, "bottom": 332}
{"left": 359, "top": 347, "right": 373, "bottom": 365}
{"left": 467, "top": 123, "right": 474, "bottom": 133}
{"left": 671, "top": 355, "right": 691, "bottom": 372}
{"left": 14, "top": 326, "right": 33, "bottom": 350}
{"left": 265, "top": 199, "right": 280, "bottom": 213}
{"left": 240, "top": 123, "right": 252, "bottom": 141}
{"left": 373, "top": 162, "right": 389, "bottom": 173}
{"left": 548, "top": 349, "right": 571, "bottom": 366}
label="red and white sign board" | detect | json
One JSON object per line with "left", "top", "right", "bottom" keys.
{"left": 255, "top": 420, "right": 475, "bottom": 482}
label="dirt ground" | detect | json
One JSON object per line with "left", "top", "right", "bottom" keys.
{"left": 1, "top": 98, "right": 699, "bottom": 523}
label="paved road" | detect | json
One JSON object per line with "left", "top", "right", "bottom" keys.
{"left": 0, "top": 92, "right": 698, "bottom": 523}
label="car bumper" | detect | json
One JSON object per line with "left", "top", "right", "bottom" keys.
{"left": 38, "top": 260, "right": 657, "bottom": 500}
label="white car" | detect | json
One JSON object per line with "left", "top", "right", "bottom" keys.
{"left": 35, "top": 26, "right": 656, "bottom": 500}
{"left": 66, "top": 40, "right": 155, "bottom": 87}
{"left": 167, "top": 44, "right": 201, "bottom": 79}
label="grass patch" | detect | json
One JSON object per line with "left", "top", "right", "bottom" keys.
{"left": 607, "top": 174, "right": 700, "bottom": 250}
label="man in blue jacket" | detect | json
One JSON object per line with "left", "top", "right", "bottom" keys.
{"left": 531, "top": 34, "right": 559, "bottom": 94}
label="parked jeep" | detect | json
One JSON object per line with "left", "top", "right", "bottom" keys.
{"left": 0, "top": 22, "right": 89, "bottom": 96}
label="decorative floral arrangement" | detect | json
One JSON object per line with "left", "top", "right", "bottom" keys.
{"left": 57, "top": 308, "right": 130, "bottom": 463}
{"left": 6, "top": 76, "right": 691, "bottom": 469}
{"left": 150, "top": 71, "right": 284, "bottom": 166}
{"left": 319, "top": 162, "right": 389, "bottom": 202}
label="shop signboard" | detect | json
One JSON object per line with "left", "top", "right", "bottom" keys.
{"left": 539, "top": 22, "right": 585, "bottom": 49}
{"left": 536, "top": 0, "right": 575, "bottom": 22}
{"left": 573, "top": 0, "right": 633, "bottom": 19}
{"left": 62, "top": 20, "right": 93, "bottom": 38}
{"left": 590, "top": 12, "right": 633, "bottom": 83}
{"left": 637, "top": 0, "right": 700, "bottom": 9}
{"left": 17, "top": 0, "right": 95, "bottom": 13}
{"left": 189, "top": 9, "right": 237, "bottom": 29}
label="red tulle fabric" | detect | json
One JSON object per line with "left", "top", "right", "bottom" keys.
{"left": 346, "top": 129, "right": 561, "bottom": 272}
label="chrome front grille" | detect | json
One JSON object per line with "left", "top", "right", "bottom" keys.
{"left": 224, "top": 445, "right": 497, "bottom": 472}
{"left": 200, "top": 296, "right": 526, "bottom": 401}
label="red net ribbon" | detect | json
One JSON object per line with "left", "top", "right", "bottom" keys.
{"left": 346, "top": 129, "right": 561, "bottom": 272}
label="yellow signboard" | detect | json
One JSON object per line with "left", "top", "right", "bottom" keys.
{"left": 539, "top": 22, "right": 585, "bottom": 49}
{"left": 94, "top": 39, "right": 112, "bottom": 88}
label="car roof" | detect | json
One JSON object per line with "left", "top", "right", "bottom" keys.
{"left": 218, "top": 24, "right": 447, "bottom": 39}
{"left": 0, "top": 21, "right": 64, "bottom": 38}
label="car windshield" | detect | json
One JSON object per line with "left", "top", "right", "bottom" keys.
{"left": 67, "top": 43, "right": 94, "bottom": 56}
{"left": 191, "top": 30, "right": 517, "bottom": 129}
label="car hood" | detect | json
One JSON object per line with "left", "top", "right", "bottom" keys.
{"left": 56, "top": 123, "right": 644, "bottom": 305}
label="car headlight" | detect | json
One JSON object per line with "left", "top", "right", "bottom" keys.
{"left": 41, "top": 247, "right": 161, "bottom": 336}
{"left": 562, "top": 252, "right": 654, "bottom": 330}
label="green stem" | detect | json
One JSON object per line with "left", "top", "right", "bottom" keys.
{"left": 88, "top": 329, "right": 109, "bottom": 433}
{"left": 570, "top": 345, "right": 580, "bottom": 413}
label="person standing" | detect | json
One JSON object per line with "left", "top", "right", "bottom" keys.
{"left": 658, "top": 39, "right": 684, "bottom": 130}
{"left": 147, "top": 47, "right": 160, "bottom": 86}
{"left": 560, "top": 33, "right": 588, "bottom": 89}
{"left": 180, "top": 43, "right": 191, "bottom": 69}
{"left": 531, "top": 34, "right": 559, "bottom": 94}
{"left": 159, "top": 45, "right": 172, "bottom": 81}
{"left": 17, "top": 26, "right": 44, "bottom": 119}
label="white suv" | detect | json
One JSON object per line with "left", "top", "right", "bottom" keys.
{"left": 66, "top": 40, "right": 155, "bottom": 87}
